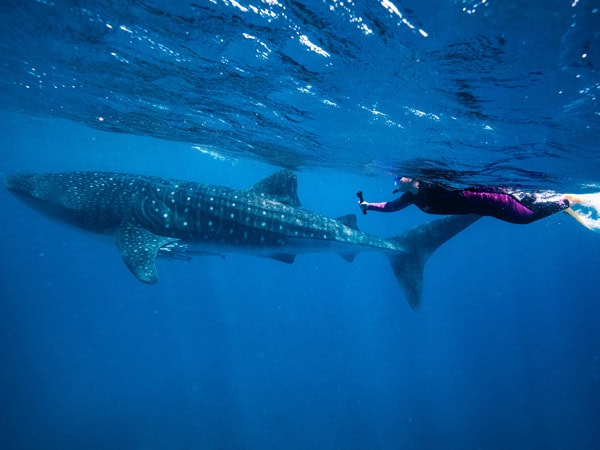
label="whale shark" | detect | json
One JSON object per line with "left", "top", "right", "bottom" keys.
{"left": 5, "top": 170, "right": 479, "bottom": 310}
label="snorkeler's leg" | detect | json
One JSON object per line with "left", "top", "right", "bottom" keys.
{"left": 564, "top": 194, "right": 583, "bottom": 204}
{"left": 563, "top": 193, "right": 600, "bottom": 204}
{"left": 561, "top": 192, "right": 600, "bottom": 232}
{"left": 562, "top": 207, "right": 594, "bottom": 230}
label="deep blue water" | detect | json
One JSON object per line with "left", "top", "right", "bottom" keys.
{"left": 1, "top": 1, "right": 600, "bottom": 449}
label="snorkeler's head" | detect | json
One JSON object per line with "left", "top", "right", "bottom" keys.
{"left": 393, "top": 176, "right": 419, "bottom": 194}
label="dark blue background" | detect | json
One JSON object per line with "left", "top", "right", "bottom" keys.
{"left": 1, "top": 116, "right": 599, "bottom": 449}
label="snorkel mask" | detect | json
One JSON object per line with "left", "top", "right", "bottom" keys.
{"left": 393, "top": 176, "right": 401, "bottom": 194}
{"left": 393, "top": 176, "right": 418, "bottom": 194}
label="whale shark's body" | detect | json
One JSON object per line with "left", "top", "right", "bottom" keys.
{"left": 5, "top": 170, "right": 478, "bottom": 310}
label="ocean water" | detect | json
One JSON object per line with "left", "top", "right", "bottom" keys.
{"left": 1, "top": 1, "right": 599, "bottom": 449}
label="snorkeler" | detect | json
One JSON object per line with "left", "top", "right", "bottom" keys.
{"left": 357, "top": 177, "right": 597, "bottom": 230}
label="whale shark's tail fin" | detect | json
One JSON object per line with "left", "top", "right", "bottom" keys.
{"left": 387, "top": 215, "right": 480, "bottom": 311}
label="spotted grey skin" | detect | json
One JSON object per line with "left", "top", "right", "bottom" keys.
{"left": 5, "top": 170, "right": 479, "bottom": 310}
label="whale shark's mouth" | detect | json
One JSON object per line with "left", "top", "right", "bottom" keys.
{"left": 4, "top": 174, "right": 24, "bottom": 192}
{"left": 5, "top": 174, "right": 48, "bottom": 203}
{"left": 4, "top": 173, "right": 44, "bottom": 199}
{"left": 4, "top": 173, "right": 90, "bottom": 230}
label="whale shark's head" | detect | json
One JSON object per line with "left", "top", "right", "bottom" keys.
{"left": 5, "top": 173, "right": 57, "bottom": 204}
{"left": 5, "top": 172, "right": 125, "bottom": 232}
{"left": 6, "top": 172, "right": 83, "bottom": 224}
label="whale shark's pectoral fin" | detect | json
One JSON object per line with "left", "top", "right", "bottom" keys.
{"left": 116, "top": 223, "right": 179, "bottom": 283}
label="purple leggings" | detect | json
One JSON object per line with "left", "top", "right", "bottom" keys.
{"left": 459, "top": 190, "right": 569, "bottom": 224}
{"left": 369, "top": 188, "right": 569, "bottom": 224}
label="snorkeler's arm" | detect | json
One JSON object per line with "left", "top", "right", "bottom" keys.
{"left": 364, "top": 192, "right": 415, "bottom": 212}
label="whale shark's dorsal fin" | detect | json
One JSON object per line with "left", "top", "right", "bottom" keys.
{"left": 336, "top": 214, "right": 359, "bottom": 230}
{"left": 116, "top": 222, "right": 179, "bottom": 283}
{"left": 248, "top": 169, "right": 301, "bottom": 206}
{"left": 335, "top": 214, "right": 359, "bottom": 262}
